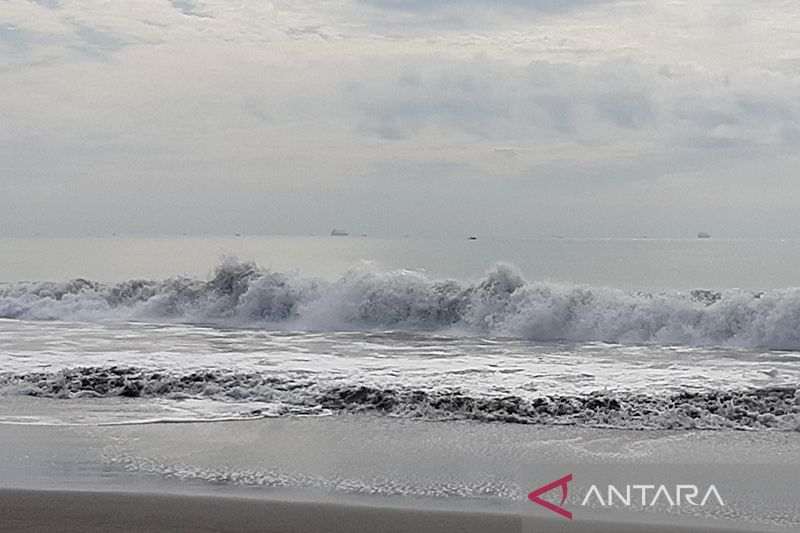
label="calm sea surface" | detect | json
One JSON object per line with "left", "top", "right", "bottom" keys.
{"left": 2, "top": 235, "right": 799, "bottom": 291}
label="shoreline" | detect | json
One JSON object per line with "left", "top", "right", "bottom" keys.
{"left": 2, "top": 419, "right": 798, "bottom": 531}
{"left": 0, "top": 488, "right": 768, "bottom": 533}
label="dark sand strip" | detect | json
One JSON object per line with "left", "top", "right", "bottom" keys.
{"left": 0, "top": 489, "right": 767, "bottom": 533}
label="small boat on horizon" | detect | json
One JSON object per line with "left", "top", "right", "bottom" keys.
{"left": 331, "top": 229, "right": 349, "bottom": 236}
{"left": 697, "top": 232, "right": 711, "bottom": 239}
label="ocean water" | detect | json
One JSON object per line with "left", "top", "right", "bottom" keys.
{"left": 1, "top": 235, "right": 799, "bottom": 431}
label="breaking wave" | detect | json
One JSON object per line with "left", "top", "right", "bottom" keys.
{"left": 3, "top": 366, "right": 799, "bottom": 431}
{"left": 3, "top": 259, "right": 800, "bottom": 350}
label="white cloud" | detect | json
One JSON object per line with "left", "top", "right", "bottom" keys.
{"left": 1, "top": 0, "right": 800, "bottom": 237}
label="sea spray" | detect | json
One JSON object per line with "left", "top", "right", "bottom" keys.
{"left": 3, "top": 260, "right": 800, "bottom": 350}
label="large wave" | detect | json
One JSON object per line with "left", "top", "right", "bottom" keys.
{"left": 2, "top": 259, "right": 800, "bottom": 350}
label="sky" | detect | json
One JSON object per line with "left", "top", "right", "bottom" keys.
{"left": 1, "top": 0, "right": 800, "bottom": 238}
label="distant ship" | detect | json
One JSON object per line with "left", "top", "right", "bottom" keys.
{"left": 331, "top": 229, "right": 349, "bottom": 236}
{"left": 697, "top": 232, "right": 711, "bottom": 239}
{"left": 467, "top": 236, "right": 477, "bottom": 240}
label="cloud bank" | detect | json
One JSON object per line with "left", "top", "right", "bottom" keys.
{"left": 1, "top": 0, "right": 800, "bottom": 237}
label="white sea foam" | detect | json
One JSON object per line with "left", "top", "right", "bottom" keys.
{"left": 2, "top": 366, "right": 798, "bottom": 431}
{"left": 3, "top": 259, "right": 800, "bottom": 350}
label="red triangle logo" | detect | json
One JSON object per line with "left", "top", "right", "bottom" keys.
{"left": 528, "top": 474, "right": 573, "bottom": 520}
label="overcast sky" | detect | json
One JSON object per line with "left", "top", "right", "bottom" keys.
{"left": 1, "top": 0, "right": 799, "bottom": 238}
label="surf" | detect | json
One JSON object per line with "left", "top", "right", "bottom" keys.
{"left": 3, "top": 259, "right": 800, "bottom": 350}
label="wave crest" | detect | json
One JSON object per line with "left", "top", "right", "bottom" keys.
{"left": 3, "top": 260, "right": 800, "bottom": 350}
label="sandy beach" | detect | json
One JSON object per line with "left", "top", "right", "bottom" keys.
{"left": 1, "top": 415, "right": 798, "bottom": 532}
{"left": 0, "top": 488, "right": 774, "bottom": 533}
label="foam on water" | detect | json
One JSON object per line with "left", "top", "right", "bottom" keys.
{"left": 3, "top": 259, "right": 800, "bottom": 350}
{"left": 1, "top": 366, "right": 799, "bottom": 431}
{"left": 2, "top": 259, "right": 800, "bottom": 430}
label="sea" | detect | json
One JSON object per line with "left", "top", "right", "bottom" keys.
{"left": 2, "top": 235, "right": 800, "bottom": 529}
{"left": 1, "top": 235, "right": 799, "bottom": 430}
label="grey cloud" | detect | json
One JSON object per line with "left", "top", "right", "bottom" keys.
{"left": 674, "top": 95, "right": 739, "bottom": 129}
{"left": 285, "top": 25, "right": 329, "bottom": 40}
{"left": 74, "top": 25, "right": 127, "bottom": 54}
{"left": 594, "top": 92, "right": 654, "bottom": 129}
{"left": 347, "top": 59, "right": 657, "bottom": 141}
{"left": 354, "top": 0, "right": 612, "bottom": 32}
{"left": 2, "top": 21, "right": 125, "bottom": 60}
{"left": 31, "top": 0, "right": 60, "bottom": 8}
{"left": 3, "top": 0, "right": 800, "bottom": 239}
{"left": 0, "top": 23, "right": 34, "bottom": 53}
{"left": 673, "top": 87, "right": 800, "bottom": 148}
{"left": 347, "top": 57, "right": 800, "bottom": 152}
{"left": 347, "top": 67, "right": 510, "bottom": 140}
{"left": 359, "top": 0, "right": 606, "bottom": 14}
{"left": 168, "top": 0, "right": 212, "bottom": 18}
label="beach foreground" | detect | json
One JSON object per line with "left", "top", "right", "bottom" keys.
{"left": 0, "top": 488, "right": 769, "bottom": 533}
{"left": 1, "top": 415, "right": 798, "bottom": 532}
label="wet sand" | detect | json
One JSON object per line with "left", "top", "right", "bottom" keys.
{"left": 0, "top": 488, "right": 768, "bottom": 533}
{"left": 1, "top": 416, "right": 798, "bottom": 532}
